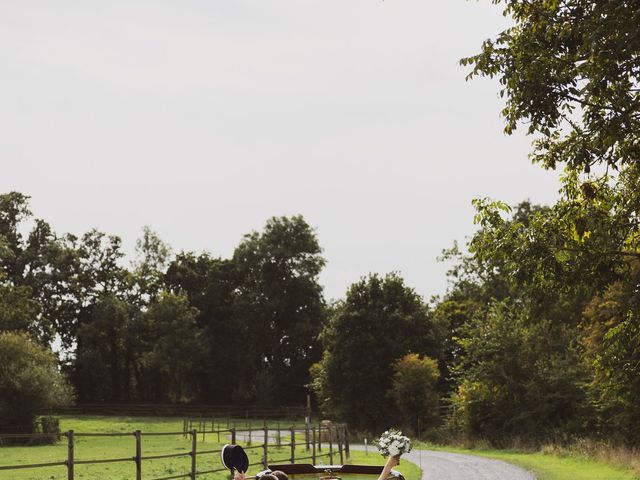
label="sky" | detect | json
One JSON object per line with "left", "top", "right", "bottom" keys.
{"left": 1, "top": 1, "right": 560, "bottom": 301}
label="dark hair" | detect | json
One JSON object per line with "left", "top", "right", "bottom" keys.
{"left": 271, "top": 471, "right": 289, "bottom": 480}
{"left": 261, "top": 475, "right": 278, "bottom": 480}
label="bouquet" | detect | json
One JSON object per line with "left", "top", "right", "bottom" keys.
{"left": 375, "top": 429, "right": 412, "bottom": 459}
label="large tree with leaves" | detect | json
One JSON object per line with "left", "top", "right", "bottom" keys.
{"left": 0, "top": 192, "right": 77, "bottom": 345}
{"left": 462, "top": 0, "right": 639, "bottom": 172}
{"left": 458, "top": 0, "right": 640, "bottom": 444}
{"left": 312, "top": 273, "right": 444, "bottom": 433}
{"left": 233, "top": 215, "right": 326, "bottom": 405}
{"left": 438, "top": 202, "right": 593, "bottom": 442}
{"left": 165, "top": 253, "right": 243, "bottom": 403}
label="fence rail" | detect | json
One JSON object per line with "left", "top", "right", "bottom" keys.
{"left": 0, "top": 423, "right": 349, "bottom": 480}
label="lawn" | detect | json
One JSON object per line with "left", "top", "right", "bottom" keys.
{"left": 0, "top": 416, "right": 421, "bottom": 480}
{"left": 346, "top": 450, "right": 421, "bottom": 480}
{"left": 4, "top": 416, "right": 635, "bottom": 480}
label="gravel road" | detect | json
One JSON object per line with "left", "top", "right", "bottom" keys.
{"left": 351, "top": 445, "right": 536, "bottom": 480}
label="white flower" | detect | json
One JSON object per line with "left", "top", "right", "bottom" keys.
{"left": 376, "top": 428, "right": 412, "bottom": 458}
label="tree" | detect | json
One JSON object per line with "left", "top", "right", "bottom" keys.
{"left": 389, "top": 354, "right": 440, "bottom": 434}
{"left": 141, "top": 293, "right": 203, "bottom": 402}
{"left": 312, "top": 273, "right": 444, "bottom": 433}
{"left": 233, "top": 215, "right": 326, "bottom": 404}
{"left": 462, "top": 0, "right": 640, "bottom": 172}
{"left": 451, "top": 300, "right": 588, "bottom": 445}
{"left": 461, "top": 0, "right": 640, "bottom": 432}
{"left": 0, "top": 332, "right": 72, "bottom": 433}
{"left": 0, "top": 192, "right": 32, "bottom": 278}
{"left": 0, "top": 274, "right": 41, "bottom": 335}
{"left": 165, "top": 253, "right": 247, "bottom": 403}
{"left": 431, "top": 282, "right": 486, "bottom": 395}
{"left": 56, "top": 229, "right": 130, "bottom": 350}
{"left": 73, "top": 294, "right": 134, "bottom": 402}
{"left": 438, "top": 200, "right": 602, "bottom": 444}
{"left": 131, "top": 226, "right": 172, "bottom": 304}
{"left": 0, "top": 192, "right": 72, "bottom": 345}
{"left": 582, "top": 264, "right": 640, "bottom": 444}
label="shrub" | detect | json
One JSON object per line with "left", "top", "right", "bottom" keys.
{"left": 389, "top": 353, "right": 440, "bottom": 434}
{"left": 0, "top": 332, "right": 72, "bottom": 440}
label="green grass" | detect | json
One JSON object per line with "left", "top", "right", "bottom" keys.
{"left": 0, "top": 416, "right": 290, "bottom": 480}
{"left": 421, "top": 443, "right": 638, "bottom": 480}
{"left": 4, "top": 416, "right": 636, "bottom": 480}
{"left": 345, "top": 450, "right": 421, "bottom": 480}
{"left": 0, "top": 416, "right": 422, "bottom": 480}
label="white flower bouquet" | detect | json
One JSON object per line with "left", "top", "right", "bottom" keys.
{"left": 375, "top": 429, "right": 412, "bottom": 460}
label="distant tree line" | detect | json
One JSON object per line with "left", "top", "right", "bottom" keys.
{"left": 2, "top": 181, "right": 639, "bottom": 445}
{"left": 0, "top": 197, "right": 325, "bottom": 408}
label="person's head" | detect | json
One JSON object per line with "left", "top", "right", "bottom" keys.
{"left": 271, "top": 470, "right": 289, "bottom": 480}
{"left": 261, "top": 474, "right": 278, "bottom": 480}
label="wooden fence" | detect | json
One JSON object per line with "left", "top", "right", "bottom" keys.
{"left": 0, "top": 423, "right": 350, "bottom": 480}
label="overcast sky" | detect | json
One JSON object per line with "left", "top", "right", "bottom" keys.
{"left": 1, "top": 1, "right": 560, "bottom": 301}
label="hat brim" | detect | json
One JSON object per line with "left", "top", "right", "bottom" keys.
{"left": 221, "top": 444, "right": 249, "bottom": 473}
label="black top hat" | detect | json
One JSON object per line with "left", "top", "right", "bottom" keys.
{"left": 221, "top": 444, "right": 249, "bottom": 473}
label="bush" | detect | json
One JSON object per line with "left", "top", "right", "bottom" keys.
{"left": 450, "top": 300, "right": 588, "bottom": 446}
{"left": 0, "top": 332, "right": 72, "bottom": 440}
{"left": 389, "top": 353, "right": 440, "bottom": 434}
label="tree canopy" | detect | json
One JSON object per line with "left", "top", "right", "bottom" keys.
{"left": 447, "top": 0, "right": 640, "bottom": 446}
{"left": 462, "top": 0, "right": 640, "bottom": 172}
{"left": 0, "top": 193, "right": 327, "bottom": 406}
{"left": 311, "top": 273, "right": 444, "bottom": 433}
{"left": 0, "top": 332, "right": 71, "bottom": 432}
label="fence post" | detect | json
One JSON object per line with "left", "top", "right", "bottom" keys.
{"left": 305, "top": 421, "right": 310, "bottom": 451}
{"left": 317, "top": 422, "right": 322, "bottom": 452}
{"left": 289, "top": 426, "right": 295, "bottom": 463}
{"left": 66, "top": 430, "right": 74, "bottom": 480}
{"left": 328, "top": 427, "right": 334, "bottom": 464}
{"left": 135, "top": 430, "right": 142, "bottom": 480}
{"left": 311, "top": 427, "right": 316, "bottom": 464}
{"left": 227, "top": 427, "right": 235, "bottom": 480}
{"left": 263, "top": 425, "right": 269, "bottom": 469}
{"left": 343, "top": 425, "right": 350, "bottom": 462}
{"left": 337, "top": 427, "right": 343, "bottom": 464}
{"left": 191, "top": 429, "right": 197, "bottom": 480}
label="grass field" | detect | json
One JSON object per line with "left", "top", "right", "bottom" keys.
{"left": 421, "top": 443, "right": 638, "bottom": 480}
{"left": 6, "top": 416, "right": 635, "bottom": 480}
{"left": 0, "top": 416, "right": 421, "bottom": 480}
